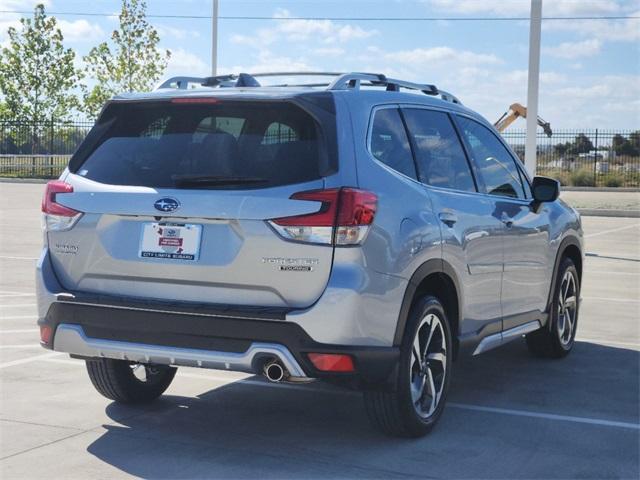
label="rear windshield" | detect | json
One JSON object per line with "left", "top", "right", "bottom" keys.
{"left": 72, "top": 100, "right": 333, "bottom": 189}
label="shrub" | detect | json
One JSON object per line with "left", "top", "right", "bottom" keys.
{"left": 569, "top": 169, "right": 595, "bottom": 187}
{"left": 602, "top": 173, "right": 624, "bottom": 187}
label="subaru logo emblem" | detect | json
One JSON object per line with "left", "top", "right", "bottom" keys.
{"left": 154, "top": 197, "right": 180, "bottom": 213}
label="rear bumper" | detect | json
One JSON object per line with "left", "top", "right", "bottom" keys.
{"left": 40, "top": 295, "right": 400, "bottom": 387}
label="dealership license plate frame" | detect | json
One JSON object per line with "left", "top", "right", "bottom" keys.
{"left": 139, "top": 222, "right": 203, "bottom": 261}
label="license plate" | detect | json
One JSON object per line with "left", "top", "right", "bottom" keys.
{"left": 139, "top": 223, "right": 202, "bottom": 261}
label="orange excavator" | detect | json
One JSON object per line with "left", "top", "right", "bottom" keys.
{"left": 494, "top": 103, "right": 552, "bottom": 137}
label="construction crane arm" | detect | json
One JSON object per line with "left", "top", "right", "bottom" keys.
{"left": 494, "top": 103, "right": 552, "bottom": 137}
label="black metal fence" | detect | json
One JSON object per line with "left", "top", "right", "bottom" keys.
{"left": 502, "top": 129, "right": 640, "bottom": 187}
{"left": 0, "top": 120, "right": 93, "bottom": 178}
{"left": 1, "top": 121, "right": 639, "bottom": 187}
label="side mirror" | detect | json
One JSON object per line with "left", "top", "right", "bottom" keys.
{"left": 532, "top": 176, "right": 560, "bottom": 203}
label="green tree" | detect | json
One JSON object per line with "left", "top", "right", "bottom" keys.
{"left": 82, "top": 0, "right": 170, "bottom": 118}
{"left": 567, "top": 133, "right": 594, "bottom": 155}
{"left": 554, "top": 142, "right": 570, "bottom": 156}
{"left": 0, "top": 4, "right": 82, "bottom": 123}
{"left": 629, "top": 131, "right": 640, "bottom": 154}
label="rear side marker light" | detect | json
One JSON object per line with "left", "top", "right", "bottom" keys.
{"left": 308, "top": 353, "right": 355, "bottom": 372}
{"left": 39, "top": 325, "right": 53, "bottom": 345}
{"left": 41, "top": 180, "right": 82, "bottom": 231}
{"left": 269, "top": 188, "right": 377, "bottom": 246}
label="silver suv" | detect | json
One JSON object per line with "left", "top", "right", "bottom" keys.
{"left": 37, "top": 72, "right": 583, "bottom": 437}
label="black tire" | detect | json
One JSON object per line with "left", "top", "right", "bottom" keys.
{"left": 526, "top": 257, "right": 580, "bottom": 358}
{"left": 364, "top": 296, "right": 453, "bottom": 437}
{"left": 85, "top": 358, "right": 177, "bottom": 404}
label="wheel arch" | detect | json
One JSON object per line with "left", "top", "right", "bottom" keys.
{"left": 393, "top": 259, "right": 462, "bottom": 358}
{"left": 546, "top": 235, "right": 583, "bottom": 316}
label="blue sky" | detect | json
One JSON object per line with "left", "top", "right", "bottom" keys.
{"left": 1, "top": 0, "right": 639, "bottom": 129}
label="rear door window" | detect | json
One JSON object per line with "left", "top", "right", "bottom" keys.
{"left": 72, "top": 101, "right": 330, "bottom": 189}
{"left": 401, "top": 108, "right": 476, "bottom": 192}
{"left": 369, "top": 108, "right": 417, "bottom": 180}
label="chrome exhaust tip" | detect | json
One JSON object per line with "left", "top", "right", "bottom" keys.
{"left": 263, "top": 359, "right": 286, "bottom": 383}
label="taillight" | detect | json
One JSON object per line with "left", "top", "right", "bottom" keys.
{"left": 269, "top": 188, "right": 377, "bottom": 246}
{"left": 42, "top": 180, "right": 82, "bottom": 231}
{"left": 39, "top": 325, "right": 53, "bottom": 345}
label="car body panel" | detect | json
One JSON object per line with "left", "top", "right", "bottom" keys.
{"left": 37, "top": 83, "right": 583, "bottom": 369}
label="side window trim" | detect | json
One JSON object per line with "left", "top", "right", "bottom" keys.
{"left": 454, "top": 113, "right": 528, "bottom": 200}
{"left": 398, "top": 104, "right": 480, "bottom": 194}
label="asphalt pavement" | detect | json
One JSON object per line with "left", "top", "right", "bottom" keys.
{"left": 1, "top": 182, "right": 638, "bottom": 479}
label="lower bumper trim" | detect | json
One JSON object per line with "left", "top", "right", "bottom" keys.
{"left": 54, "top": 324, "right": 308, "bottom": 378}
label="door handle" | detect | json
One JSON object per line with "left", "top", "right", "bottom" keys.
{"left": 438, "top": 211, "right": 458, "bottom": 227}
{"left": 500, "top": 212, "right": 514, "bottom": 228}
{"left": 502, "top": 218, "right": 514, "bottom": 228}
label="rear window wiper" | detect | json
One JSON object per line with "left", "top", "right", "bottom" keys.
{"left": 172, "top": 175, "right": 268, "bottom": 188}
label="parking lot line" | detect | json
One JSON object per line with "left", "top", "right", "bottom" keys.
{"left": 0, "top": 344, "right": 42, "bottom": 349}
{"left": 0, "top": 291, "right": 35, "bottom": 296}
{"left": 0, "top": 352, "right": 60, "bottom": 369}
{"left": 583, "top": 296, "right": 640, "bottom": 303}
{"left": 0, "top": 315, "right": 38, "bottom": 320}
{"left": 0, "top": 329, "right": 39, "bottom": 334}
{"left": 577, "top": 338, "right": 640, "bottom": 348}
{"left": 0, "top": 304, "right": 37, "bottom": 308}
{"left": 585, "top": 270, "right": 639, "bottom": 276}
{"left": 585, "top": 223, "right": 640, "bottom": 239}
{"left": 0, "top": 255, "right": 38, "bottom": 261}
{"left": 447, "top": 403, "right": 640, "bottom": 430}
{"left": 36, "top": 357, "right": 640, "bottom": 432}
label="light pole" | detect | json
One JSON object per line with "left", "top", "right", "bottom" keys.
{"left": 525, "top": 0, "right": 542, "bottom": 176}
{"left": 211, "top": 0, "right": 219, "bottom": 76}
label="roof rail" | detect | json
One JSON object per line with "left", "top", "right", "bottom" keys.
{"left": 155, "top": 71, "right": 460, "bottom": 104}
{"left": 327, "top": 73, "right": 439, "bottom": 96}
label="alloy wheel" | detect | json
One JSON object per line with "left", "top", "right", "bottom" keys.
{"left": 409, "top": 313, "right": 447, "bottom": 418}
{"left": 557, "top": 270, "right": 578, "bottom": 346}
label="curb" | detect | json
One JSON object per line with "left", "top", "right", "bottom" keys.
{"left": 577, "top": 209, "right": 640, "bottom": 218}
{"left": 563, "top": 187, "right": 640, "bottom": 192}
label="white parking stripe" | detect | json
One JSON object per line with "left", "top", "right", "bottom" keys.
{"left": 0, "top": 352, "right": 60, "bottom": 369}
{"left": 577, "top": 337, "right": 640, "bottom": 348}
{"left": 584, "top": 270, "right": 639, "bottom": 276}
{"left": 0, "top": 315, "right": 38, "bottom": 320}
{"left": 585, "top": 223, "right": 639, "bottom": 239}
{"left": 0, "top": 304, "right": 36, "bottom": 308}
{"left": 0, "top": 344, "right": 41, "bottom": 349}
{"left": 0, "top": 329, "right": 39, "bottom": 334}
{"left": 447, "top": 403, "right": 640, "bottom": 430}
{"left": 0, "top": 291, "right": 35, "bottom": 297}
{"left": 0, "top": 256, "right": 38, "bottom": 261}
{"left": 37, "top": 357, "right": 640, "bottom": 430}
{"left": 583, "top": 296, "right": 640, "bottom": 303}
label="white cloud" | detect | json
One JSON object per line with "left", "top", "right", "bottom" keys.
{"left": 156, "top": 24, "right": 200, "bottom": 41}
{"left": 165, "top": 47, "right": 210, "bottom": 77}
{"left": 386, "top": 46, "right": 503, "bottom": 66}
{"left": 428, "top": 0, "right": 622, "bottom": 16}
{"left": 222, "top": 50, "right": 316, "bottom": 75}
{"left": 0, "top": 0, "right": 51, "bottom": 9}
{"left": 543, "top": 12, "right": 640, "bottom": 42}
{"left": 58, "top": 19, "right": 104, "bottom": 42}
{"left": 313, "top": 47, "right": 346, "bottom": 56}
{"left": 231, "top": 8, "right": 377, "bottom": 48}
{"left": 543, "top": 39, "right": 602, "bottom": 59}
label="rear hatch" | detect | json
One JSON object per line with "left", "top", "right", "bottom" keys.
{"left": 46, "top": 95, "right": 339, "bottom": 308}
